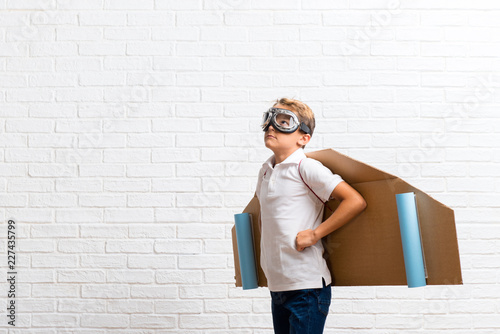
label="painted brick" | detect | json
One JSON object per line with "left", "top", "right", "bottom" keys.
{"left": 106, "top": 240, "right": 153, "bottom": 253}
{"left": 57, "top": 270, "right": 106, "bottom": 283}
{"left": 155, "top": 239, "right": 202, "bottom": 254}
{"left": 130, "top": 315, "right": 176, "bottom": 329}
{"left": 81, "top": 284, "right": 130, "bottom": 298}
{"left": 156, "top": 300, "right": 203, "bottom": 314}
{"left": 107, "top": 299, "right": 154, "bottom": 313}
{"left": 156, "top": 270, "right": 203, "bottom": 285}
{"left": 80, "top": 255, "right": 127, "bottom": 269}
{"left": 129, "top": 224, "right": 175, "bottom": 238}
{"left": 58, "top": 240, "right": 105, "bottom": 253}
{"left": 32, "top": 314, "right": 79, "bottom": 328}
{"left": 103, "top": 208, "right": 154, "bottom": 223}
{"left": 127, "top": 255, "right": 176, "bottom": 269}
{"left": 58, "top": 299, "right": 106, "bottom": 313}
{"left": 180, "top": 315, "right": 228, "bottom": 329}
{"left": 80, "top": 314, "right": 129, "bottom": 328}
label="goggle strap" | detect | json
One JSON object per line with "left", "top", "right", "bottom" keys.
{"left": 300, "top": 122, "right": 311, "bottom": 135}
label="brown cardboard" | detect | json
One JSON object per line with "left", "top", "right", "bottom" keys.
{"left": 232, "top": 148, "right": 462, "bottom": 287}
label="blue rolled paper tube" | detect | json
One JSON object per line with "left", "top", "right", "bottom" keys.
{"left": 234, "top": 213, "right": 258, "bottom": 290}
{"left": 396, "top": 192, "right": 427, "bottom": 288}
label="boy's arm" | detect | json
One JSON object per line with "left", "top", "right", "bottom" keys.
{"left": 295, "top": 181, "right": 366, "bottom": 251}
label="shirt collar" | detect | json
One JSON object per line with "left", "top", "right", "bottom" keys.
{"left": 262, "top": 148, "right": 306, "bottom": 169}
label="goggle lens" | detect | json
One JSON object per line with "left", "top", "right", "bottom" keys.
{"left": 274, "top": 113, "right": 295, "bottom": 129}
{"left": 262, "top": 111, "right": 271, "bottom": 125}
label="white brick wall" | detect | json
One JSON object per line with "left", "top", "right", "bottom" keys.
{"left": 1, "top": 0, "right": 500, "bottom": 332}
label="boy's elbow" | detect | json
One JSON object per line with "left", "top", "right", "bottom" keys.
{"left": 357, "top": 196, "right": 367, "bottom": 213}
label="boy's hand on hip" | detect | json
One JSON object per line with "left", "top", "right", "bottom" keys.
{"left": 295, "top": 229, "right": 318, "bottom": 251}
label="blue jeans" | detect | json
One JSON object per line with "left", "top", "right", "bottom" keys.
{"left": 270, "top": 280, "right": 331, "bottom": 334}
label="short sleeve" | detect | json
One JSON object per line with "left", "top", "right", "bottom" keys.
{"left": 299, "top": 158, "right": 343, "bottom": 202}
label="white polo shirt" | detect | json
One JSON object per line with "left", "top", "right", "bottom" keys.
{"left": 256, "top": 148, "right": 343, "bottom": 292}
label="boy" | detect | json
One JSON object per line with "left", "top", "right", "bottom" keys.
{"left": 255, "top": 98, "right": 366, "bottom": 334}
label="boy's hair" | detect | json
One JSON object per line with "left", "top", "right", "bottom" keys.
{"left": 273, "top": 97, "right": 316, "bottom": 137}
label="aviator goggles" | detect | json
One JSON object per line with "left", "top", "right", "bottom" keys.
{"left": 261, "top": 108, "right": 311, "bottom": 134}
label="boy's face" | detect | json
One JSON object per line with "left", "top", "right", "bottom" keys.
{"left": 264, "top": 104, "right": 310, "bottom": 154}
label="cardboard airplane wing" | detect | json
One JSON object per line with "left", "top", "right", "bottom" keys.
{"left": 231, "top": 148, "right": 462, "bottom": 287}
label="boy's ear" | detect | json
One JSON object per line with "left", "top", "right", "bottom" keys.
{"left": 297, "top": 133, "right": 311, "bottom": 147}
